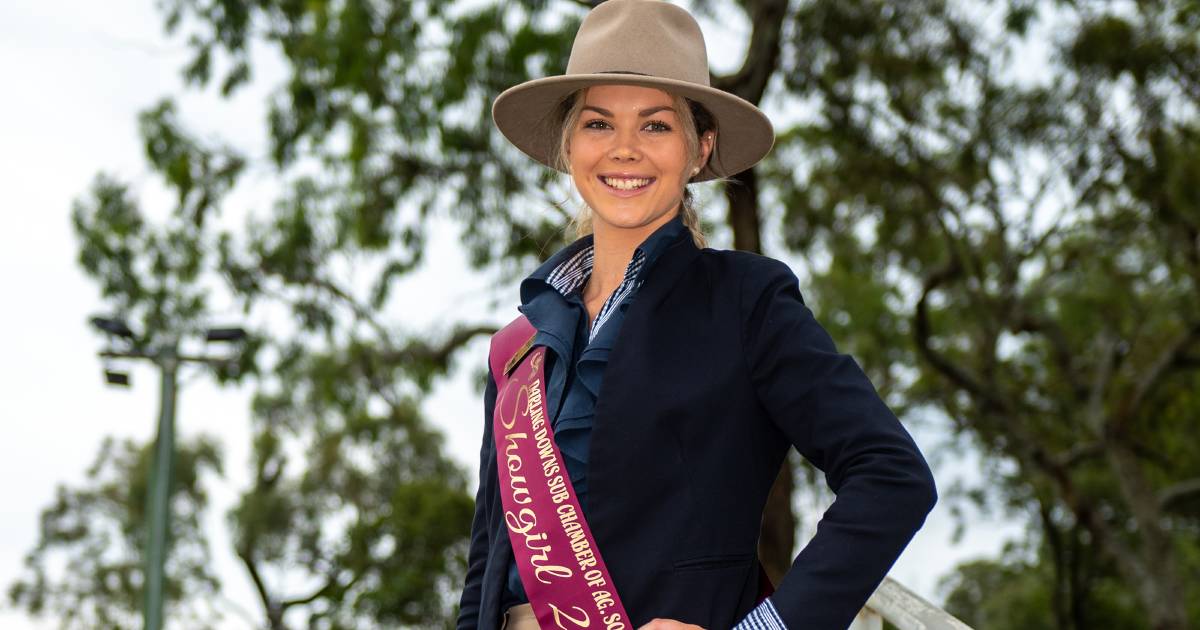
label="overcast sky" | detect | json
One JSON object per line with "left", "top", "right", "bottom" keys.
{"left": 0, "top": 2, "right": 1025, "bottom": 628}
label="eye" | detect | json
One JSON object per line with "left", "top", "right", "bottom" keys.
{"left": 645, "top": 120, "right": 672, "bottom": 133}
{"left": 583, "top": 119, "right": 611, "bottom": 130}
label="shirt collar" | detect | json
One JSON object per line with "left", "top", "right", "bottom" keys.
{"left": 520, "top": 213, "right": 689, "bottom": 305}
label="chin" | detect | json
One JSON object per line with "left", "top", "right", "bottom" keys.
{"left": 591, "top": 208, "right": 661, "bottom": 230}
{"left": 588, "top": 198, "right": 667, "bottom": 224}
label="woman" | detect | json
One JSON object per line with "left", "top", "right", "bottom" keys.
{"left": 458, "top": 2, "right": 937, "bottom": 629}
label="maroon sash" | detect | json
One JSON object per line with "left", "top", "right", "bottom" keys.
{"left": 489, "top": 315, "right": 631, "bottom": 630}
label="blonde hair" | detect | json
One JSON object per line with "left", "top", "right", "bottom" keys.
{"left": 551, "top": 87, "right": 730, "bottom": 248}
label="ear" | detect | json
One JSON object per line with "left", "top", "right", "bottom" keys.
{"left": 699, "top": 131, "right": 715, "bottom": 169}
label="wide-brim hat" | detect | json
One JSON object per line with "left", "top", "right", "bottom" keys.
{"left": 491, "top": 0, "right": 775, "bottom": 183}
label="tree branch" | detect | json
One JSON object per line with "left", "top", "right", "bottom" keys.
{"left": 1055, "top": 441, "right": 1103, "bottom": 469}
{"left": 710, "top": 0, "right": 788, "bottom": 103}
{"left": 1115, "top": 320, "right": 1200, "bottom": 432}
{"left": 837, "top": 91, "right": 992, "bottom": 304}
{"left": 1086, "top": 332, "right": 1121, "bottom": 437}
{"left": 1159, "top": 477, "right": 1200, "bottom": 512}
{"left": 912, "top": 258, "right": 1013, "bottom": 416}
{"left": 1024, "top": 442, "right": 1148, "bottom": 599}
{"left": 385, "top": 324, "right": 499, "bottom": 370}
{"left": 1038, "top": 501, "right": 1072, "bottom": 630}
{"left": 309, "top": 275, "right": 393, "bottom": 342}
{"left": 1013, "top": 308, "right": 1086, "bottom": 401}
{"left": 235, "top": 544, "right": 284, "bottom": 630}
{"left": 280, "top": 568, "right": 361, "bottom": 610}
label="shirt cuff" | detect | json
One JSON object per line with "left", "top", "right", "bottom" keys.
{"left": 732, "top": 597, "right": 787, "bottom": 630}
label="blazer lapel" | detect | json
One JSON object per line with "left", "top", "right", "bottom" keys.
{"left": 585, "top": 228, "right": 701, "bottom": 475}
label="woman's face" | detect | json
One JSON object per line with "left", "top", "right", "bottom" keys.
{"left": 567, "top": 84, "right": 712, "bottom": 238}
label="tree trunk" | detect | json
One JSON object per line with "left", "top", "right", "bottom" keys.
{"left": 1104, "top": 444, "right": 1191, "bottom": 630}
{"left": 1039, "top": 504, "right": 1073, "bottom": 630}
{"left": 758, "top": 458, "right": 796, "bottom": 584}
{"left": 727, "top": 168, "right": 763, "bottom": 254}
{"left": 1068, "top": 526, "right": 1088, "bottom": 630}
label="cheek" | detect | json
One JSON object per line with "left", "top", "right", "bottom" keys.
{"left": 653, "top": 141, "right": 691, "bottom": 173}
{"left": 567, "top": 144, "right": 600, "bottom": 191}
{"left": 568, "top": 134, "right": 602, "bottom": 164}
{"left": 570, "top": 171, "right": 593, "bottom": 195}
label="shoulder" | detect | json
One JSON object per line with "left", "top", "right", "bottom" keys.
{"left": 694, "top": 247, "right": 797, "bottom": 275}
{"left": 487, "top": 314, "right": 536, "bottom": 385}
{"left": 692, "top": 248, "right": 803, "bottom": 300}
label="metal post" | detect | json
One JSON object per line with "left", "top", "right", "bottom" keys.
{"left": 144, "top": 347, "right": 177, "bottom": 630}
{"left": 91, "top": 319, "right": 245, "bottom": 629}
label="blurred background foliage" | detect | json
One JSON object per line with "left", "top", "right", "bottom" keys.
{"left": 8, "top": 0, "right": 1200, "bottom": 628}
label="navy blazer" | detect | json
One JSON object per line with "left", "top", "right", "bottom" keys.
{"left": 457, "top": 228, "right": 937, "bottom": 630}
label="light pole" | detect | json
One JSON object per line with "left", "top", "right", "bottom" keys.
{"left": 90, "top": 317, "right": 246, "bottom": 630}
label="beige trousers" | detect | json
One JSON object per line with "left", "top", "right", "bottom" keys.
{"left": 501, "top": 603, "right": 538, "bottom": 630}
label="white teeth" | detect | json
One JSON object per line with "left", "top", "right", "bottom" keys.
{"left": 602, "top": 176, "right": 652, "bottom": 190}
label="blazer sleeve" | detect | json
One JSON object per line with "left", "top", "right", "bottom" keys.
{"left": 738, "top": 257, "right": 937, "bottom": 630}
{"left": 456, "top": 365, "right": 499, "bottom": 630}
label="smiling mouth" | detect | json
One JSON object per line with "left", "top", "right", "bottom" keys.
{"left": 599, "top": 175, "right": 656, "bottom": 191}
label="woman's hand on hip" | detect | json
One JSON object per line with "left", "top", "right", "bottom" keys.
{"left": 637, "top": 619, "right": 705, "bottom": 630}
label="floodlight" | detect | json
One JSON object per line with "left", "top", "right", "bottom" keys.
{"left": 104, "top": 370, "right": 130, "bottom": 387}
{"left": 90, "top": 316, "right": 134, "bottom": 339}
{"left": 205, "top": 327, "right": 247, "bottom": 343}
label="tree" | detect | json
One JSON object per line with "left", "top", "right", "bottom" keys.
{"left": 938, "top": 536, "right": 1157, "bottom": 630}
{"left": 767, "top": 0, "right": 1200, "bottom": 627}
{"left": 9, "top": 435, "right": 224, "bottom": 629}
{"left": 12, "top": 100, "right": 475, "bottom": 628}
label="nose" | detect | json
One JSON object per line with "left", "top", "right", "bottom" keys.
{"left": 607, "top": 126, "right": 642, "bottom": 163}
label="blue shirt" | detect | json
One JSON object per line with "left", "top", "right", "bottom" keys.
{"left": 500, "top": 213, "right": 687, "bottom": 608}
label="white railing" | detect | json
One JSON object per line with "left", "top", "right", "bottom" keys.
{"left": 848, "top": 577, "right": 974, "bottom": 630}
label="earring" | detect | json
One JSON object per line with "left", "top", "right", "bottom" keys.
{"left": 692, "top": 167, "right": 700, "bottom": 175}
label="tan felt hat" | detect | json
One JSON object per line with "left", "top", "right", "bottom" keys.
{"left": 491, "top": 0, "right": 775, "bottom": 182}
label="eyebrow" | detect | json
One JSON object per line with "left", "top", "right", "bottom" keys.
{"left": 582, "top": 105, "right": 676, "bottom": 117}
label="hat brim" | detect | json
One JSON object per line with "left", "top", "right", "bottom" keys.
{"left": 491, "top": 73, "right": 775, "bottom": 183}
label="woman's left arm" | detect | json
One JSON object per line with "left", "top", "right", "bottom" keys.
{"left": 732, "top": 256, "right": 938, "bottom": 630}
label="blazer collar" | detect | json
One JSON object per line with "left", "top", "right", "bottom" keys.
{"left": 518, "top": 213, "right": 691, "bottom": 306}
{"left": 519, "top": 233, "right": 594, "bottom": 305}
